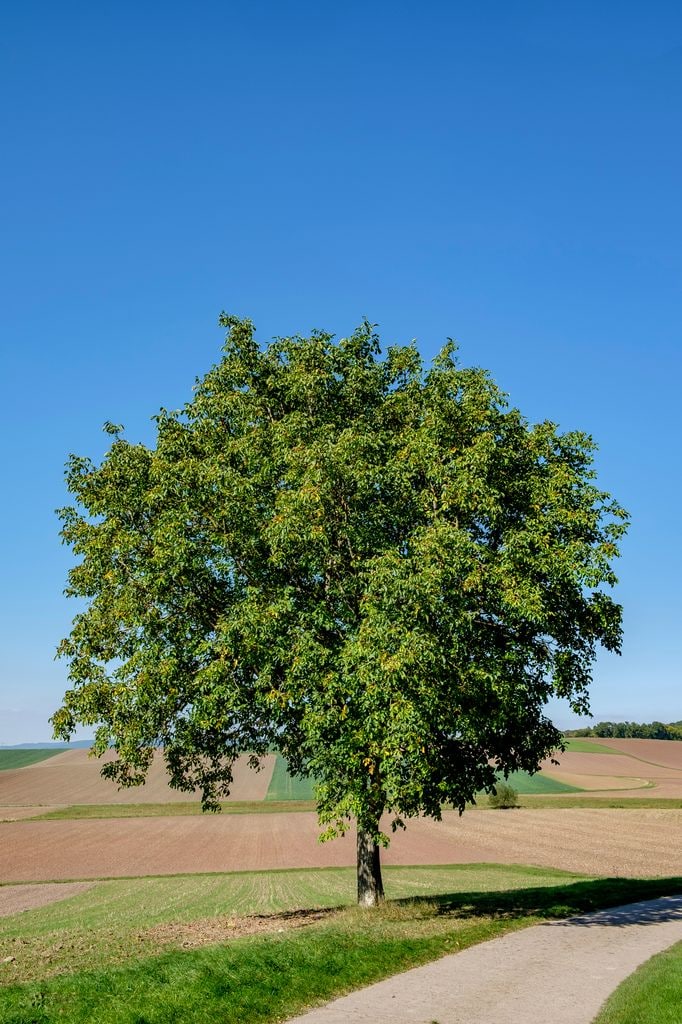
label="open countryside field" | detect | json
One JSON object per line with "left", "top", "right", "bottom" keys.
{"left": 2, "top": 737, "right": 682, "bottom": 814}
{"left": 2, "top": 740, "right": 682, "bottom": 1024}
{"left": 1, "top": 739, "right": 682, "bottom": 887}
{"left": 2, "top": 807, "right": 682, "bottom": 883}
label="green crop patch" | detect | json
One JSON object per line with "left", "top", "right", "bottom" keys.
{"left": 561, "top": 738, "right": 619, "bottom": 754}
{"left": 487, "top": 770, "right": 582, "bottom": 795}
{"left": 265, "top": 754, "right": 317, "bottom": 801}
{"left": 0, "top": 749, "right": 65, "bottom": 771}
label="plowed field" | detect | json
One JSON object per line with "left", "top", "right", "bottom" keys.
{"left": 2, "top": 807, "right": 681, "bottom": 882}
{"left": 540, "top": 744, "right": 682, "bottom": 797}
{"left": 593, "top": 738, "right": 682, "bottom": 769}
{"left": 0, "top": 750, "right": 275, "bottom": 806}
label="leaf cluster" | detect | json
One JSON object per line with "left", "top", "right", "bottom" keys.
{"left": 53, "top": 316, "right": 628, "bottom": 840}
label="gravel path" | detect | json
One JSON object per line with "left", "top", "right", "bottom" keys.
{"left": 286, "top": 896, "right": 682, "bottom": 1024}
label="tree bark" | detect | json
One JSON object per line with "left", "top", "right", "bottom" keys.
{"left": 357, "top": 826, "right": 384, "bottom": 906}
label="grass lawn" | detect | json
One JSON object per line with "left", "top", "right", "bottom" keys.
{"left": 2, "top": 867, "right": 682, "bottom": 1024}
{"left": 0, "top": 749, "right": 65, "bottom": 771}
{"left": 594, "top": 939, "right": 682, "bottom": 1023}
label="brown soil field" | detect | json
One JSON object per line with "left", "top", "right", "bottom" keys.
{"left": 0, "top": 750, "right": 275, "bottom": 806}
{"left": 596, "top": 738, "right": 682, "bottom": 769}
{"left": 0, "top": 807, "right": 66, "bottom": 821}
{"left": 1, "top": 807, "right": 681, "bottom": 883}
{"left": 539, "top": 748, "right": 682, "bottom": 797}
{"left": 0, "top": 882, "right": 94, "bottom": 918}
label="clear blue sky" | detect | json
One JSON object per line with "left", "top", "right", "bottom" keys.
{"left": 1, "top": 1, "right": 681, "bottom": 743}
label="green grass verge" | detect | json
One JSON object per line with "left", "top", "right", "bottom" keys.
{"left": 28, "top": 794, "right": 682, "bottom": 821}
{"left": 265, "top": 753, "right": 317, "bottom": 800}
{"left": 514, "top": 796, "right": 682, "bottom": 809}
{"left": 594, "top": 938, "right": 682, "bottom": 1023}
{"left": 0, "top": 749, "right": 65, "bottom": 771}
{"left": 2, "top": 873, "right": 682, "bottom": 1024}
{"left": 32, "top": 800, "right": 317, "bottom": 820}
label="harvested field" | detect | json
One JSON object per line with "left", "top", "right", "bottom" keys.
{"left": 539, "top": 746, "right": 682, "bottom": 797}
{"left": 2, "top": 807, "right": 681, "bottom": 883}
{"left": 596, "top": 738, "right": 682, "bottom": 769}
{"left": 0, "top": 749, "right": 275, "bottom": 806}
{"left": 0, "top": 882, "right": 93, "bottom": 917}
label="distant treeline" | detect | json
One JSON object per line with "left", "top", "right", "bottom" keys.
{"left": 566, "top": 720, "right": 682, "bottom": 740}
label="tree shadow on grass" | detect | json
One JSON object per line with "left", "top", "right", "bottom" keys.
{"left": 399, "top": 876, "right": 682, "bottom": 926}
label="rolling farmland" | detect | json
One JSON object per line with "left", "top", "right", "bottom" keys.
{"left": 0, "top": 738, "right": 681, "bottom": 888}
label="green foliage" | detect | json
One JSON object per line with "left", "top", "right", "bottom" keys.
{"left": 53, "top": 315, "right": 628, "bottom": 848}
{"left": 488, "top": 781, "right": 519, "bottom": 808}
{"left": 565, "top": 721, "right": 682, "bottom": 740}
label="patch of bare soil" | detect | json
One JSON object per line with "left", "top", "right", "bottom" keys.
{"left": 0, "top": 882, "right": 93, "bottom": 917}
{"left": 539, "top": 748, "right": 682, "bottom": 797}
{"left": 0, "top": 751, "right": 275, "bottom": 806}
{"left": 146, "top": 907, "right": 337, "bottom": 949}
{"left": 2, "top": 807, "right": 681, "bottom": 882}
{"left": 595, "top": 738, "right": 682, "bottom": 770}
{"left": 0, "top": 807, "right": 65, "bottom": 821}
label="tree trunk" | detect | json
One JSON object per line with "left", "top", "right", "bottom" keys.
{"left": 357, "top": 826, "right": 384, "bottom": 906}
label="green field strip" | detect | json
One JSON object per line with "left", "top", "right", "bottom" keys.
{"left": 514, "top": 795, "right": 682, "bottom": 809}
{"left": 265, "top": 753, "right": 317, "bottom": 800}
{"left": 31, "top": 800, "right": 318, "bottom": 821}
{"left": 0, "top": 748, "right": 66, "bottom": 771}
{"left": 561, "top": 738, "right": 621, "bottom": 754}
{"left": 496, "top": 770, "right": 582, "bottom": 794}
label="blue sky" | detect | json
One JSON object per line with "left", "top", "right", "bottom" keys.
{"left": 1, "top": 1, "right": 681, "bottom": 743}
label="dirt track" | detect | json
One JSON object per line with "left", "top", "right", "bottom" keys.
{"left": 2, "top": 808, "right": 681, "bottom": 883}
{"left": 0, "top": 750, "right": 275, "bottom": 806}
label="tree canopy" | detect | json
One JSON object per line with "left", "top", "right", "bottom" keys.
{"left": 53, "top": 315, "right": 628, "bottom": 903}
